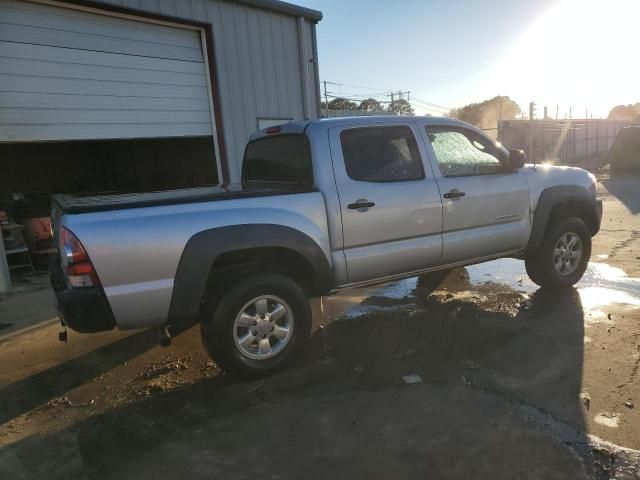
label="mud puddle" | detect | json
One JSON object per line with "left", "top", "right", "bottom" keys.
{"left": 338, "top": 259, "right": 640, "bottom": 324}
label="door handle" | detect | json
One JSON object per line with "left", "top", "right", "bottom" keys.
{"left": 348, "top": 200, "right": 375, "bottom": 210}
{"left": 443, "top": 190, "right": 466, "bottom": 199}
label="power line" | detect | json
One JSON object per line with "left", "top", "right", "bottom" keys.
{"left": 410, "top": 96, "right": 452, "bottom": 112}
{"left": 323, "top": 80, "right": 451, "bottom": 111}
{"left": 322, "top": 80, "right": 453, "bottom": 117}
{"left": 323, "top": 80, "right": 395, "bottom": 94}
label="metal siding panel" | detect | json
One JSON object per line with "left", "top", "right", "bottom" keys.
{"left": 0, "top": 73, "right": 209, "bottom": 98}
{"left": 204, "top": 0, "right": 239, "bottom": 180}
{"left": 2, "top": 123, "right": 212, "bottom": 142}
{"left": 2, "top": 1, "right": 201, "bottom": 48}
{"left": 257, "top": 12, "right": 276, "bottom": 113}
{"left": 234, "top": 4, "right": 256, "bottom": 142}
{"left": 245, "top": 7, "right": 264, "bottom": 119}
{"left": 272, "top": 14, "right": 290, "bottom": 116}
{"left": 0, "top": 0, "right": 212, "bottom": 141}
{"left": 216, "top": 1, "right": 243, "bottom": 181}
{"left": 0, "top": 23, "right": 203, "bottom": 61}
{"left": 265, "top": 12, "right": 283, "bottom": 114}
{"left": 0, "top": 41, "right": 206, "bottom": 73}
{"left": 40, "top": 0, "right": 318, "bottom": 181}
{"left": 3, "top": 107, "right": 212, "bottom": 124}
{"left": 0, "top": 57, "right": 208, "bottom": 86}
{"left": 305, "top": 19, "right": 319, "bottom": 118}
{"left": 282, "top": 15, "right": 304, "bottom": 118}
{"left": 0, "top": 91, "right": 211, "bottom": 110}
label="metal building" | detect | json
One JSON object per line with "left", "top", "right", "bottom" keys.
{"left": 0, "top": 0, "right": 323, "bottom": 185}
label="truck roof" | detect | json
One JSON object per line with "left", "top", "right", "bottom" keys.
{"left": 249, "top": 115, "right": 474, "bottom": 141}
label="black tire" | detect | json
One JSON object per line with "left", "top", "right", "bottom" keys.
{"left": 525, "top": 217, "right": 591, "bottom": 288}
{"left": 201, "top": 273, "right": 311, "bottom": 378}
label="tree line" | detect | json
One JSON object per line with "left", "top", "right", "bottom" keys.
{"left": 322, "top": 94, "right": 640, "bottom": 125}
{"left": 321, "top": 97, "right": 414, "bottom": 115}
{"left": 608, "top": 104, "right": 640, "bottom": 122}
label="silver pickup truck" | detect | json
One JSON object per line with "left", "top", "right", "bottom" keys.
{"left": 51, "top": 116, "right": 602, "bottom": 377}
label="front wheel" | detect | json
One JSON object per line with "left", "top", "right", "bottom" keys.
{"left": 201, "top": 273, "right": 311, "bottom": 378}
{"left": 525, "top": 217, "right": 591, "bottom": 288}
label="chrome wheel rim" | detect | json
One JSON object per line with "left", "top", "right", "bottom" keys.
{"left": 553, "top": 232, "right": 583, "bottom": 275}
{"left": 233, "top": 295, "right": 294, "bottom": 360}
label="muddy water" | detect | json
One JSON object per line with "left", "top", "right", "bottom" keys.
{"left": 329, "top": 259, "right": 640, "bottom": 324}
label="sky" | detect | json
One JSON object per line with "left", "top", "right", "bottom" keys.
{"left": 294, "top": 0, "right": 640, "bottom": 118}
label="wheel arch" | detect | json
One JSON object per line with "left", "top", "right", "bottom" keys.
{"left": 168, "top": 225, "right": 332, "bottom": 326}
{"left": 527, "top": 185, "right": 601, "bottom": 253}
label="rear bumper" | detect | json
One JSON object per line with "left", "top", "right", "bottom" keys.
{"left": 50, "top": 260, "right": 116, "bottom": 333}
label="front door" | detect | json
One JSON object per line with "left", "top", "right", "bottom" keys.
{"left": 329, "top": 123, "right": 443, "bottom": 284}
{"left": 421, "top": 124, "right": 531, "bottom": 265}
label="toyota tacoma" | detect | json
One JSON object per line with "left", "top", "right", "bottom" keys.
{"left": 51, "top": 116, "right": 602, "bottom": 377}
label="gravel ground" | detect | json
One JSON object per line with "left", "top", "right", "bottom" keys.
{"left": 0, "top": 174, "right": 639, "bottom": 480}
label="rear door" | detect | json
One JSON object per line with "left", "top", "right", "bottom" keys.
{"left": 329, "top": 122, "right": 443, "bottom": 284}
{"left": 420, "top": 123, "right": 531, "bottom": 264}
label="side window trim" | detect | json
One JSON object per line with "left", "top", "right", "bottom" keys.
{"left": 424, "top": 125, "right": 505, "bottom": 178}
{"left": 339, "top": 125, "right": 426, "bottom": 183}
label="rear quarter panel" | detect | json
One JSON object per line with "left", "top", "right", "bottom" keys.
{"left": 62, "top": 192, "right": 330, "bottom": 329}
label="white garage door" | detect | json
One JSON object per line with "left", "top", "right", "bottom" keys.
{"left": 0, "top": 0, "right": 214, "bottom": 142}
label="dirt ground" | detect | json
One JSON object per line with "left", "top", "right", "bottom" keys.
{"left": 1, "top": 173, "right": 639, "bottom": 480}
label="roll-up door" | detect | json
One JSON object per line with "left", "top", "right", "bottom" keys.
{"left": 0, "top": 0, "right": 214, "bottom": 142}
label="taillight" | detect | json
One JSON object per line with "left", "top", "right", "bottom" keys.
{"left": 60, "top": 227, "right": 100, "bottom": 288}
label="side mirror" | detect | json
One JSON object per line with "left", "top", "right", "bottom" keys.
{"left": 508, "top": 149, "right": 526, "bottom": 170}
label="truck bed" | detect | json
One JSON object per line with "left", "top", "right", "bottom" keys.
{"left": 53, "top": 184, "right": 315, "bottom": 214}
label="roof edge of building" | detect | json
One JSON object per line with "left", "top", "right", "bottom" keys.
{"left": 233, "top": 0, "right": 322, "bottom": 21}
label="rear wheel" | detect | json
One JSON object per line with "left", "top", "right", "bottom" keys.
{"left": 525, "top": 217, "right": 591, "bottom": 288}
{"left": 201, "top": 273, "right": 311, "bottom": 378}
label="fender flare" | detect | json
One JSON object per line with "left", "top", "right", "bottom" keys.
{"left": 167, "top": 224, "right": 332, "bottom": 323}
{"left": 526, "top": 185, "right": 602, "bottom": 252}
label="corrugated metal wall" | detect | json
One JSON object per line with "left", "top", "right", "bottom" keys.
{"left": 0, "top": 0, "right": 214, "bottom": 142}
{"left": 89, "top": 0, "right": 320, "bottom": 182}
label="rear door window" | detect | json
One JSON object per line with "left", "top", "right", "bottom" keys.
{"left": 242, "top": 135, "right": 313, "bottom": 187}
{"left": 340, "top": 126, "right": 424, "bottom": 182}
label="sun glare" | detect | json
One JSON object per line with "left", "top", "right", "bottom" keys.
{"left": 487, "top": 0, "right": 640, "bottom": 118}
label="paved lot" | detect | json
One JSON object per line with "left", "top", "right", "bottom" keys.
{"left": 1, "top": 173, "right": 639, "bottom": 480}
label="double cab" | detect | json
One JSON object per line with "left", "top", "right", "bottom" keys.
{"left": 51, "top": 116, "right": 602, "bottom": 376}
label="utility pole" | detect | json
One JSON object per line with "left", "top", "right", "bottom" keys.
{"left": 556, "top": 104, "right": 559, "bottom": 120}
{"left": 388, "top": 91, "right": 411, "bottom": 115}
{"left": 543, "top": 106, "right": 548, "bottom": 120}
{"left": 497, "top": 96, "right": 502, "bottom": 139}
{"left": 323, "top": 81, "right": 329, "bottom": 118}
{"left": 528, "top": 101, "right": 536, "bottom": 162}
{"left": 569, "top": 106, "right": 572, "bottom": 119}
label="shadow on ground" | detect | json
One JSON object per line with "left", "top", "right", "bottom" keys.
{"left": 601, "top": 174, "right": 640, "bottom": 214}
{"left": 1, "top": 271, "right": 595, "bottom": 480}
{"left": 0, "top": 329, "right": 159, "bottom": 425}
